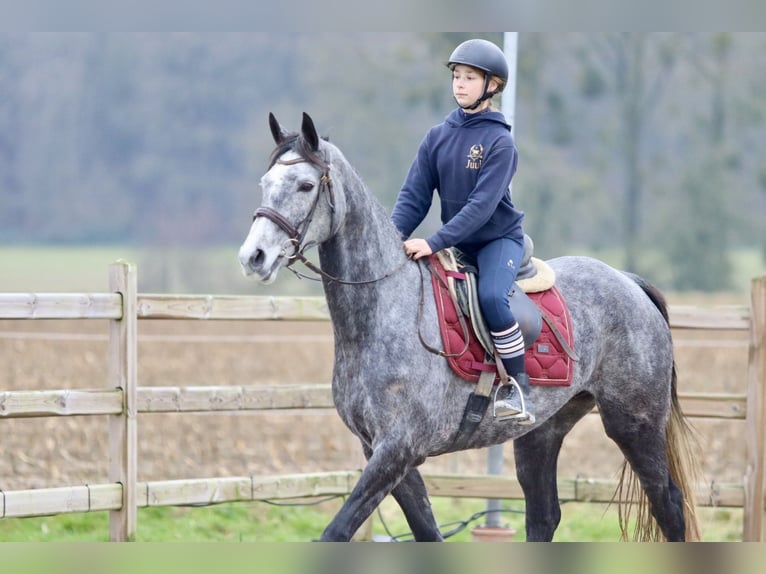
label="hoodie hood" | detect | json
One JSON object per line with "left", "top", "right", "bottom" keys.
{"left": 444, "top": 108, "right": 511, "bottom": 131}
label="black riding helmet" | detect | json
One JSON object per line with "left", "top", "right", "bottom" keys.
{"left": 447, "top": 39, "right": 508, "bottom": 110}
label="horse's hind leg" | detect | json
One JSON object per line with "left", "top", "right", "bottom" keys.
{"left": 599, "top": 406, "right": 686, "bottom": 541}
{"left": 513, "top": 393, "right": 596, "bottom": 541}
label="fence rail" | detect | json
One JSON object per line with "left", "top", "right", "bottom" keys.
{"left": 0, "top": 470, "right": 749, "bottom": 521}
{"left": 0, "top": 261, "right": 764, "bottom": 542}
{"left": 0, "top": 386, "right": 748, "bottom": 420}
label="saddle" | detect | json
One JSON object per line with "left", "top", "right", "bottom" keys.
{"left": 427, "top": 236, "right": 578, "bottom": 445}
{"left": 430, "top": 236, "right": 576, "bottom": 384}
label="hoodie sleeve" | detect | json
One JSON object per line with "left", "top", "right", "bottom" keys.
{"left": 390, "top": 134, "right": 437, "bottom": 240}
{"left": 426, "top": 142, "right": 517, "bottom": 253}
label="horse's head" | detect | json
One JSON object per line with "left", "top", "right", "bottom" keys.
{"left": 238, "top": 113, "right": 344, "bottom": 284}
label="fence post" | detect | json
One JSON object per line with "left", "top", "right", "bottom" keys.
{"left": 744, "top": 276, "right": 766, "bottom": 541}
{"left": 108, "top": 261, "right": 138, "bottom": 541}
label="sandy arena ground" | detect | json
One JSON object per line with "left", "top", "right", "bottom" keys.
{"left": 0, "top": 317, "right": 750, "bottom": 491}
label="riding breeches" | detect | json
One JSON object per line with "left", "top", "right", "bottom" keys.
{"left": 462, "top": 236, "right": 524, "bottom": 333}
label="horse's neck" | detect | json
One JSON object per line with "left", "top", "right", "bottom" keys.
{"left": 318, "top": 183, "right": 403, "bottom": 285}
{"left": 317, "top": 179, "right": 408, "bottom": 338}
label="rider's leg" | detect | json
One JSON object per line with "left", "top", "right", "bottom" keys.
{"left": 473, "top": 237, "right": 534, "bottom": 423}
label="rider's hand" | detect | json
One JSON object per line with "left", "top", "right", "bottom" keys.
{"left": 403, "top": 238, "right": 433, "bottom": 260}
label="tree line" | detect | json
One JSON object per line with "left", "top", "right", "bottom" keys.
{"left": 1, "top": 33, "right": 764, "bottom": 291}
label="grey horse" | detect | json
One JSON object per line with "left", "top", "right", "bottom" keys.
{"left": 238, "top": 112, "right": 701, "bottom": 542}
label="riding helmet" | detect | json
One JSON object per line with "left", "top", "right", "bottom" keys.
{"left": 447, "top": 38, "right": 508, "bottom": 91}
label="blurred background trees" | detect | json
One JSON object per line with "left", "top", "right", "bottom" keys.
{"left": 1, "top": 33, "right": 764, "bottom": 293}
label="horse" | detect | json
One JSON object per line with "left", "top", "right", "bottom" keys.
{"left": 238, "top": 112, "right": 702, "bottom": 542}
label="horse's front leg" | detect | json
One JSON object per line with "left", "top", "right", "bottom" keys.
{"left": 352, "top": 442, "right": 441, "bottom": 542}
{"left": 320, "top": 441, "right": 416, "bottom": 541}
{"left": 390, "top": 468, "right": 443, "bottom": 541}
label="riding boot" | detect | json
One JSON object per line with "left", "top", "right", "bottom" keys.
{"left": 494, "top": 372, "right": 535, "bottom": 424}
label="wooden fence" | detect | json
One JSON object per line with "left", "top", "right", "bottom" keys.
{"left": 0, "top": 261, "right": 764, "bottom": 542}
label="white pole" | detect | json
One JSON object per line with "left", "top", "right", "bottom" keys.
{"left": 484, "top": 32, "right": 519, "bottom": 531}
{"left": 503, "top": 31, "right": 519, "bottom": 194}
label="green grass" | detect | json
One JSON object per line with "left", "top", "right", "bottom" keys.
{"left": 0, "top": 497, "right": 744, "bottom": 542}
{"left": 2, "top": 244, "right": 764, "bottom": 297}
{"left": 0, "top": 502, "right": 335, "bottom": 542}
{"left": 0, "top": 245, "right": 322, "bottom": 296}
{"left": 0, "top": 246, "right": 145, "bottom": 293}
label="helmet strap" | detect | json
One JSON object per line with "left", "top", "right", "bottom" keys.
{"left": 457, "top": 75, "right": 495, "bottom": 111}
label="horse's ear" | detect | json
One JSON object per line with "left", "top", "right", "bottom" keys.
{"left": 301, "top": 112, "right": 320, "bottom": 152}
{"left": 269, "top": 112, "right": 288, "bottom": 145}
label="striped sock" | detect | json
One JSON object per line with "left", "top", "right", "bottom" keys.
{"left": 491, "top": 323, "right": 526, "bottom": 375}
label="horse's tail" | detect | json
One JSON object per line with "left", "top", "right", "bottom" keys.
{"left": 616, "top": 273, "right": 703, "bottom": 541}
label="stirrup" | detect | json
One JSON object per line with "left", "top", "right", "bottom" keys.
{"left": 492, "top": 378, "right": 535, "bottom": 424}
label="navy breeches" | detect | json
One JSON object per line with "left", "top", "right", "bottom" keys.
{"left": 462, "top": 236, "right": 524, "bottom": 333}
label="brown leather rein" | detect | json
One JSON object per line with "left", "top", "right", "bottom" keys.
{"left": 252, "top": 156, "right": 408, "bottom": 286}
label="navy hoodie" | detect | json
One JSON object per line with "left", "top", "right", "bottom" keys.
{"left": 391, "top": 108, "right": 523, "bottom": 254}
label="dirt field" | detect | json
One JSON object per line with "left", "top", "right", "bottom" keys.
{"left": 0, "top": 313, "right": 751, "bottom": 492}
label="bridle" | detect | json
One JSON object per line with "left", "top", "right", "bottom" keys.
{"left": 253, "top": 156, "right": 333, "bottom": 261}
{"left": 252, "top": 155, "right": 409, "bottom": 286}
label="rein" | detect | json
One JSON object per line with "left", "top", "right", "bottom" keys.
{"left": 417, "top": 260, "right": 471, "bottom": 358}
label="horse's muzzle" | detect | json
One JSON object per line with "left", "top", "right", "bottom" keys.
{"left": 239, "top": 243, "right": 280, "bottom": 284}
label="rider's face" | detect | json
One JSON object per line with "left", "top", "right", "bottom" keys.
{"left": 452, "top": 64, "right": 498, "bottom": 112}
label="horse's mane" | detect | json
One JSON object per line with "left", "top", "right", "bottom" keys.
{"left": 268, "top": 132, "right": 330, "bottom": 172}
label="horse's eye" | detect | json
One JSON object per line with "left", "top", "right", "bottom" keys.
{"left": 298, "top": 182, "right": 315, "bottom": 192}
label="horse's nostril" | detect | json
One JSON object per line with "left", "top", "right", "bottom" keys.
{"left": 249, "top": 249, "right": 265, "bottom": 270}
